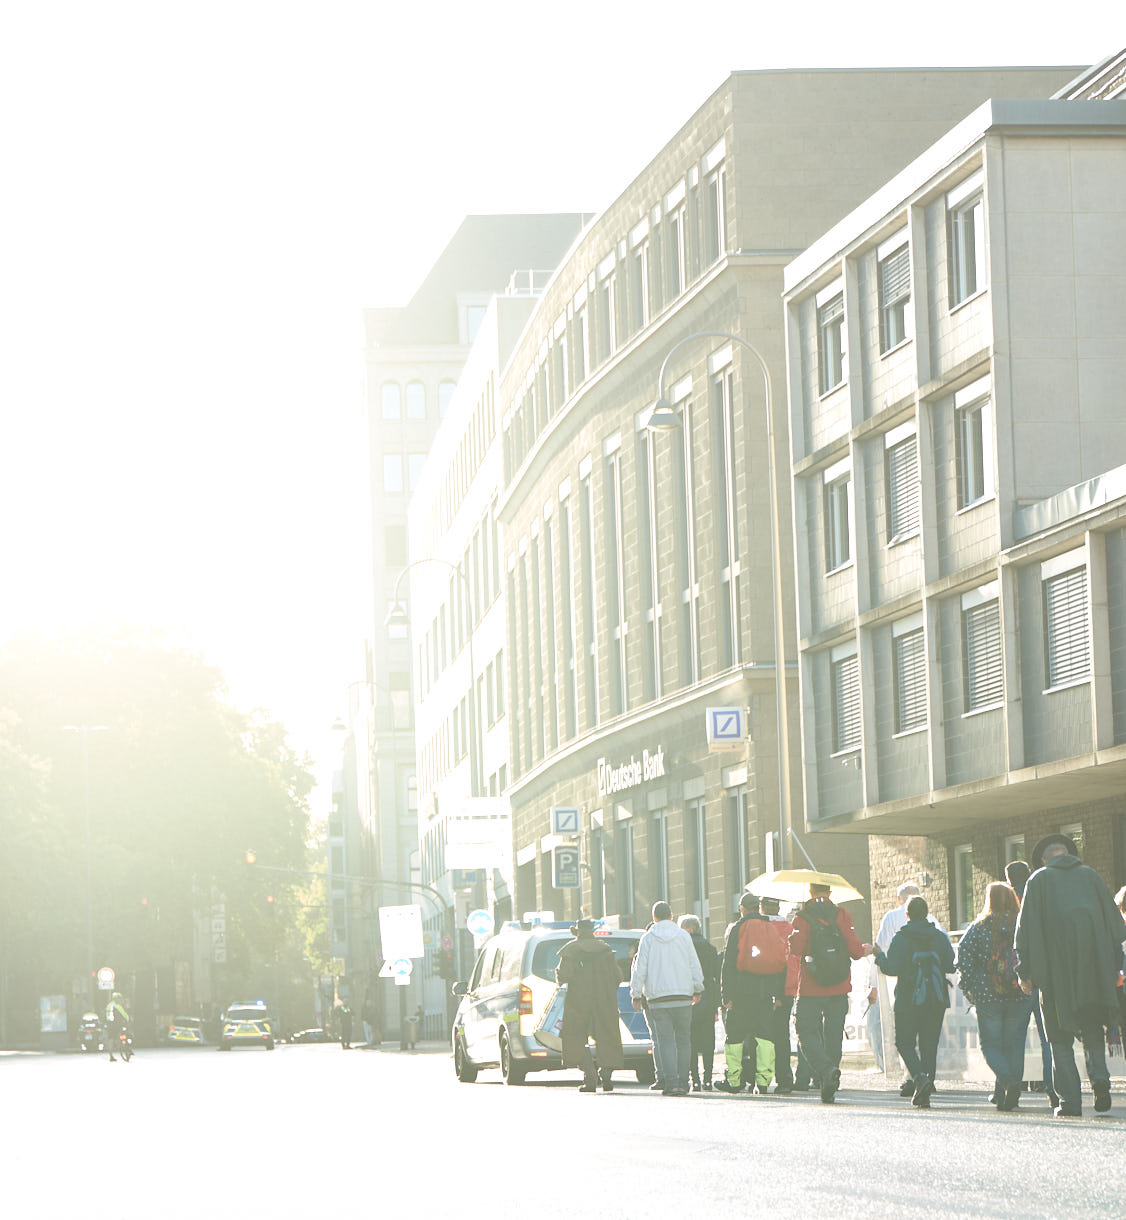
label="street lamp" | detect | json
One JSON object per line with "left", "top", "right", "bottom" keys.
{"left": 647, "top": 330, "right": 792, "bottom": 869}
{"left": 63, "top": 724, "right": 109, "bottom": 1009}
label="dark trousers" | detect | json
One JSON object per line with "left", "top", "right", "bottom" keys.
{"left": 893, "top": 1002, "right": 945, "bottom": 1083}
{"left": 772, "top": 994, "right": 795, "bottom": 1086}
{"left": 1049, "top": 1019, "right": 1110, "bottom": 1110}
{"left": 690, "top": 1005, "right": 716, "bottom": 1082}
{"left": 794, "top": 994, "right": 848, "bottom": 1084}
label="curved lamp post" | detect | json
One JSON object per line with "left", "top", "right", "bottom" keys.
{"left": 646, "top": 330, "right": 792, "bottom": 870}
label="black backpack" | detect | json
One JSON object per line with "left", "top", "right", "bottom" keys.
{"left": 910, "top": 948, "right": 948, "bottom": 1007}
{"left": 803, "top": 904, "right": 851, "bottom": 986}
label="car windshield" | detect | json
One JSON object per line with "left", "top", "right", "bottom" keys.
{"left": 172, "top": 1018, "right": 201, "bottom": 1028}
{"left": 227, "top": 1011, "right": 265, "bottom": 1024}
{"left": 530, "top": 935, "right": 637, "bottom": 981}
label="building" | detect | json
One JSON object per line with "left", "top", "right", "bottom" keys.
{"left": 494, "top": 67, "right": 1076, "bottom": 943}
{"left": 782, "top": 91, "right": 1126, "bottom": 927}
{"left": 351, "top": 215, "right": 588, "bottom": 1034}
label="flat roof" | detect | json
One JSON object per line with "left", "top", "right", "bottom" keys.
{"left": 784, "top": 98, "right": 1126, "bottom": 296}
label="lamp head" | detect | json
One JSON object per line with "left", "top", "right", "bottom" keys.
{"left": 646, "top": 397, "right": 680, "bottom": 430}
{"left": 384, "top": 600, "right": 409, "bottom": 630}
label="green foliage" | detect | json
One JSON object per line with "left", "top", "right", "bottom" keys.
{"left": 0, "top": 628, "right": 314, "bottom": 993}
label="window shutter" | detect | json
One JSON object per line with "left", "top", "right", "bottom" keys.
{"left": 879, "top": 245, "right": 910, "bottom": 305}
{"left": 819, "top": 294, "right": 844, "bottom": 326}
{"left": 964, "top": 600, "right": 1003, "bottom": 710}
{"left": 832, "top": 654, "right": 861, "bottom": 751}
{"left": 894, "top": 629, "right": 927, "bottom": 732}
{"left": 1045, "top": 568, "right": 1090, "bottom": 686}
{"left": 887, "top": 436, "right": 920, "bottom": 539}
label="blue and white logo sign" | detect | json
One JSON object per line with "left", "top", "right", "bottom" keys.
{"left": 550, "top": 806, "right": 580, "bottom": 835}
{"left": 391, "top": 958, "right": 412, "bottom": 977}
{"left": 466, "top": 908, "right": 493, "bottom": 938}
{"left": 706, "top": 707, "right": 746, "bottom": 751}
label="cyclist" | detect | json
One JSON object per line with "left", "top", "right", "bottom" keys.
{"left": 104, "top": 992, "right": 131, "bottom": 1061}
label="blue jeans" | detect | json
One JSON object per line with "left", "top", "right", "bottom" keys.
{"left": 866, "top": 1002, "right": 884, "bottom": 1071}
{"left": 975, "top": 996, "right": 1033, "bottom": 1088}
{"left": 648, "top": 1004, "right": 693, "bottom": 1090}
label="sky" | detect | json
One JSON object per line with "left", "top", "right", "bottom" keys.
{"left": 0, "top": 1, "right": 1115, "bottom": 810}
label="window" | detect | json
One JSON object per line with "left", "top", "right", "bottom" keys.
{"left": 408, "top": 453, "right": 425, "bottom": 490}
{"left": 638, "top": 432, "right": 662, "bottom": 702}
{"left": 885, "top": 424, "right": 920, "bottom": 543}
{"left": 685, "top": 800, "right": 707, "bottom": 927}
{"left": 596, "top": 255, "right": 617, "bottom": 362}
{"left": 952, "top": 844, "right": 974, "bottom": 928}
{"left": 616, "top": 820, "right": 634, "bottom": 917}
{"left": 947, "top": 171, "right": 986, "bottom": 307}
{"left": 1043, "top": 559, "right": 1090, "bottom": 688}
{"left": 673, "top": 395, "right": 700, "bottom": 686}
{"left": 703, "top": 151, "right": 726, "bottom": 265}
{"left": 893, "top": 617, "right": 926, "bottom": 734}
{"left": 1059, "top": 822, "right": 1084, "bottom": 858}
{"left": 650, "top": 810, "right": 668, "bottom": 901}
{"left": 629, "top": 233, "right": 649, "bottom": 333}
{"left": 573, "top": 302, "right": 588, "bottom": 385}
{"left": 495, "top": 650, "right": 505, "bottom": 716}
{"left": 439, "top": 380, "right": 456, "bottom": 419}
{"left": 405, "top": 381, "right": 426, "bottom": 419}
{"left": 1003, "top": 834, "right": 1025, "bottom": 864}
{"left": 590, "top": 828, "right": 606, "bottom": 919}
{"left": 955, "top": 376, "right": 994, "bottom": 509}
{"left": 817, "top": 287, "right": 845, "bottom": 394}
{"left": 383, "top": 454, "right": 403, "bottom": 493}
{"left": 580, "top": 471, "right": 599, "bottom": 728}
{"left": 485, "top": 659, "right": 495, "bottom": 726}
{"left": 831, "top": 644, "right": 861, "bottom": 753}
{"left": 465, "top": 305, "right": 486, "bottom": 344}
{"left": 962, "top": 584, "right": 1003, "bottom": 712}
{"left": 878, "top": 234, "right": 911, "bottom": 353}
{"left": 380, "top": 382, "right": 401, "bottom": 420}
{"left": 727, "top": 787, "right": 751, "bottom": 902}
{"left": 712, "top": 363, "right": 741, "bottom": 667}
{"left": 605, "top": 448, "right": 628, "bottom": 717}
{"left": 384, "top": 524, "right": 407, "bottom": 567}
{"left": 666, "top": 203, "right": 685, "bottom": 300}
{"left": 559, "top": 494, "right": 578, "bottom": 739}
{"left": 823, "top": 457, "right": 852, "bottom": 572}
{"left": 390, "top": 671, "right": 411, "bottom": 729}
{"left": 544, "top": 515, "right": 559, "bottom": 750}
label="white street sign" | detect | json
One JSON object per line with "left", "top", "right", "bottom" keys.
{"left": 466, "top": 908, "right": 493, "bottom": 938}
{"left": 96, "top": 967, "right": 115, "bottom": 990}
{"left": 379, "top": 904, "right": 425, "bottom": 960}
{"left": 394, "top": 974, "right": 411, "bottom": 987}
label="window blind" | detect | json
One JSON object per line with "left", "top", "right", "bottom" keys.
{"left": 879, "top": 245, "right": 910, "bottom": 305}
{"left": 964, "top": 600, "right": 1002, "bottom": 710}
{"left": 894, "top": 629, "right": 927, "bottom": 732}
{"left": 832, "top": 653, "right": 861, "bottom": 751}
{"left": 1045, "top": 568, "right": 1090, "bottom": 687}
{"left": 887, "top": 435, "right": 920, "bottom": 539}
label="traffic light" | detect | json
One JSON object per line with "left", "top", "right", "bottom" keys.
{"left": 265, "top": 894, "right": 276, "bottom": 914}
{"left": 244, "top": 849, "right": 257, "bottom": 865}
{"left": 437, "top": 949, "right": 455, "bottom": 979}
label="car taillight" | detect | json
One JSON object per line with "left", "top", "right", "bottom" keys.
{"left": 518, "top": 984, "right": 533, "bottom": 1015}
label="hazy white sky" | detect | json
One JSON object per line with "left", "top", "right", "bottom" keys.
{"left": 0, "top": 2, "right": 1114, "bottom": 805}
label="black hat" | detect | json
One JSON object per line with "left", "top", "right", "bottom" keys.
{"left": 1031, "top": 833, "right": 1078, "bottom": 869}
{"left": 739, "top": 892, "right": 760, "bottom": 913}
{"left": 570, "top": 918, "right": 597, "bottom": 936}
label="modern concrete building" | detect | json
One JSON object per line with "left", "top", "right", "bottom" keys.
{"left": 782, "top": 94, "right": 1126, "bottom": 927}
{"left": 350, "top": 215, "right": 588, "bottom": 1035}
{"left": 495, "top": 67, "right": 1076, "bottom": 944}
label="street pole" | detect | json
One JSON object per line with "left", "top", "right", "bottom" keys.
{"left": 649, "top": 331, "right": 791, "bottom": 868}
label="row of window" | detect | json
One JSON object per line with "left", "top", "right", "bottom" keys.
{"left": 416, "top": 649, "right": 504, "bottom": 799}
{"left": 814, "top": 169, "right": 986, "bottom": 398}
{"left": 828, "top": 555, "right": 1091, "bottom": 753}
{"left": 507, "top": 360, "right": 743, "bottom": 778}
{"left": 380, "top": 379, "right": 456, "bottom": 422}
{"left": 502, "top": 142, "right": 729, "bottom": 483}
{"left": 422, "top": 376, "right": 498, "bottom": 550}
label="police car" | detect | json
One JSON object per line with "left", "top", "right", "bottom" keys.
{"left": 217, "top": 1000, "right": 276, "bottom": 1051}
{"left": 451, "top": 921, "right": 654, "bottom": 1085}
{"left": 165, "top": 1016, "right": 205, "bottom": 1046}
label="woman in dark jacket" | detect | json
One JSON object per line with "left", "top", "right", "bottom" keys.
{"left": 957, "top": 881, "right": 1032, "bottom": 1110}
{"left": 875, "top": 896, "right": 955, "bottom": 1108}
{"left": 681, "top": 914, "right": 721, "bottom": 1090}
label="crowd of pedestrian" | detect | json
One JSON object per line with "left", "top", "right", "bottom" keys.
{"left": 555, "top": 833, "right": 1126, "bottom": 1117}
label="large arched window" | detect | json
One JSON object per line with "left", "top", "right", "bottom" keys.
{"left": 406, "top": 381, "right": 426, "bottom": 419}
{"left": 381, "top": 382, "right": 401, "bottom": 419}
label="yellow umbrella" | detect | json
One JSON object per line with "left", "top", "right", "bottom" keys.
{"left": 747, "top": 869, "right": 865, "bottom": 905}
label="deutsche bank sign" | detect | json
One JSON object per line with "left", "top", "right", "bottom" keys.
{"left": 706, "top": 707, "right": 746, "bottom": 752}
{"left": 596, "top": 747, "right": 666, "bottom": 798}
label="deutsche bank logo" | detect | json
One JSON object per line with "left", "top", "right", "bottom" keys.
{"left": 706, "top": 707, "right": 746, "bottom": 751}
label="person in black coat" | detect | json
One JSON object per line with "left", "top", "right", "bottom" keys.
{"left": 1015, "top": 834, "right": 1126, "bottom": 1117}
{"left": 680, "top": 915, "right": 720, "bottom": 1090}
{"left": 875, "top": 896, "right": 955, "bottom": 1108}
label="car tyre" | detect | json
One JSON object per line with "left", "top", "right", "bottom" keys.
{"left": 635, "top": 1061, "right": 656, "bottom": 1086}
{"left": 218, "top": 1042, "right": 231, "bottom": 1052}
{"left": 266, "top": 1039, "right": 275, "bottom": 1050}
{"left": 454, "top": 1035, "right": 478, "bottom": 1083}
{"left": 499, "top": 1030, "right": 526, "bottom": 1086}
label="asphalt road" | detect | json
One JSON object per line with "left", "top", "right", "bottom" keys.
{"left": 3, "top": 1045, "right": 1121, "bottom": 1219}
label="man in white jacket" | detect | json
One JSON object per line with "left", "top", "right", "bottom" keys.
{"left": 631, "top": 901, "right": 705, "bottom": 1095}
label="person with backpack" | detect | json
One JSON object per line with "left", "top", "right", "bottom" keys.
{"left": 875, "top": 895, "right": 955, "bottom": 1108}
{"left": 715, "top": 892, "right": 787, "bottom": 1092}
{"left": 788, "top": 883, "right": 871, "bottom": 1104}
{"left": 956, "top": 882, "right": 1032, "bottom": 1111}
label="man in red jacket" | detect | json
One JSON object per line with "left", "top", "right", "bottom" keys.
{"left": 788, "top": 883, "right": 871, "bottom": 1104}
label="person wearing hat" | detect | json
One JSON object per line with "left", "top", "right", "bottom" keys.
{"left": 555, "top": 918, "right": 624, "bottom": 1092}
{"left": 1015, "top": 833, "right": 1126, "bottom": 1116}
{"left": 1006, "top": 857, "right": 1055, "bottom": 1108}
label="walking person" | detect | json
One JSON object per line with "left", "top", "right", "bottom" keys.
{"left": 338, "top": 1003, "right": 353, "bottom": 1050}
{"left": 875, "top": 896, "right": 955, "bottom": 1108}
{"left": 679, "top": 915, "right": 720, "bottom": 1091}
{"left": 761, "top": 896, "right": 797, "bottom": 1092}
{"left": 1015, "top": 833, "right": 1126, "bottom": 1117}
{"left": 1006, "top": 858, "right": 1055, "bottom": 1107}
{"left": 630, "top": 902, "right": 704, "bottom": 1096}
{"left": 556, "top": 918, "right": 625, "bottom": 1092}
{"left": 957, "top": 882, "right": 1032, "bottom": 1111}
{"left": 789, "top": 883, "right": 872, "bottom": 1104}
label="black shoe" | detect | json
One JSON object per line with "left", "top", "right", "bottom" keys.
{"left": 599, "top": 1070, "right": 614, "bottom": 1093}
{"left": 912, "top": 1077, "right": 933, "bottom": 1108}
{"left": 1047, "top": 1089, "right": 1060, "bottom": 1109}
{"left": 988, "top": 1089, "right": 998, "bottom": 1106}
{"left": 1094, "top": 1085, "right": 1111, "bottom": 1113}
{"left": 1053, "top": 1102, "right": 1082, "bottom": 1117}
{"left": 900, "top": 1078, "right": 916, "bottom": 1098}
{"left": 997, "top": 1085, "right": 1020, "bottom": 1112}
{"left": 792, "top": 1080, "right": 810, "bottom": 1092}
{"left": 690, "top": 1077, "right": 702, "bottom": 1092}
{"left": 774, "top": 1084, "right": 794, "bottom": 1094}
{"left": 820, "top": 1070, "right": 840, "bottom": 1104}
{"left": 702, "top": 1076, "right": 713, "bottom": 1091}
{"left": 713, "top": 1077, "right": 741, "bottom": 1093}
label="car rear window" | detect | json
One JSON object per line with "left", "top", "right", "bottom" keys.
{"left": 530, "top": 936, "right": 637, "bottom": 981}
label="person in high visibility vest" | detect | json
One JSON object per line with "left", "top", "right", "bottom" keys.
{"left": 104, "top": 992, "right": 131, "bottom": 1062}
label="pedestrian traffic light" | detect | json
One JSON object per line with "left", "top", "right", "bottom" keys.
{"left": 437, "top": 949, "right": 455, "bottom": 979}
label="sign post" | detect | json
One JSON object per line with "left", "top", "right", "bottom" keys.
{"left": 551, "top": 844, "right": 581, "bottom": 889}
{"left": 378, "top": 905, "right": 425, "bottom": 960}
